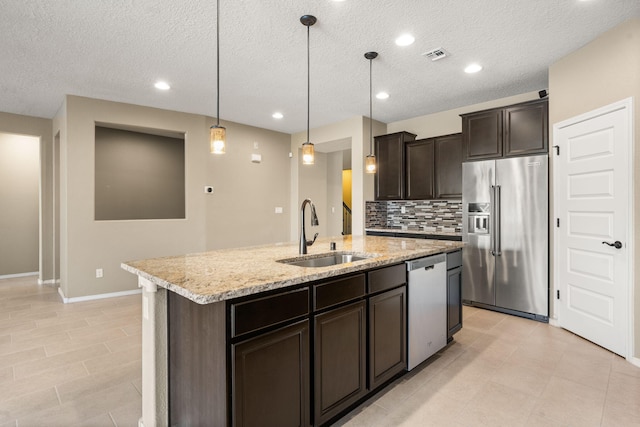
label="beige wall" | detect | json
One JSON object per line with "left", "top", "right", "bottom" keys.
{"left": 205, "top": 118, "right": 291, "bottom": 250}
{"left": 0, "top": 133, "right": 40, "bottom": 275}
{"left": 54, "top": 96, "right": 291, "bottom": 299}
{"left": 0, "top": 112, "right": 53, "bottom": 282}
{"left": 387, "top": 92, "right": 541, "bottom": 139}
{"left": 549, "top": 17, "right": 640, "bottom": 359}
{"left": 291, "top": 116, "right": 384, "bottom": 240}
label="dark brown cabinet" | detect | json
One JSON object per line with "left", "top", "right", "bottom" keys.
{"left": 374, "top": 131, "right": 416, "bottom": 200}
{"left": 405, "top": 139, "right": 435, "bottom": 200}
{"left": 434, "top": 133, "right": 463, "bottom": 199}
{"left": 461, "top": 99, "right": 548, "bottom": 162}
{"left": 368, "top": 285, "right": 407, "bottom": 390}
{"left": 314, "top": 301, "right": 367, "bottom": 425}
{"left": 232, "top": 320, "right": 311, "bottom": 427}
{"left": 446, "top": 250, "right": 463, "bottom": 341}
{"left": 375, "top": 131, "right": 461, "bottom": 201}
{"left": 504, "top": 100, "right": 548, "bottom": 157}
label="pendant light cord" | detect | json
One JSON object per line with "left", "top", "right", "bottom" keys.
{"left": 216, "top": 0, "right": 220, "bottom": 127}
{"left": 306, "top": 24, "right": 310, "bottom": 144}
{"left": 369, "top": 57, "right": 373, "bottom": 155}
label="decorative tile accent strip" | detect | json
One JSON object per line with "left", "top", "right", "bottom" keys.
{"left": 366, "top": 200, "right": 462, "bottom": 233}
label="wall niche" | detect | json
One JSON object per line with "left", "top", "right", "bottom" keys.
{"left": 95, "top": 125, "right": 185, "bottom": 221}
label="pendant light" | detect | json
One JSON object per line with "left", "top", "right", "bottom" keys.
{"left": 300, "top": 15, "right": 317, "bottom": 165}
{"left": 209, "top": 0, "right": 226, "bottom": 154}
{"left": 364, "top": 51, "right": 378, "bottom": 173}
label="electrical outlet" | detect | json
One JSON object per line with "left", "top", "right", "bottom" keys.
{"left": 96, "top": 268, "right": 103, "bottom": 278}
{"left": 401, "top": 206, "right": 406, "bottom": 214}
{"left": 275, "top": 207, "right": 283, "bottom": 214}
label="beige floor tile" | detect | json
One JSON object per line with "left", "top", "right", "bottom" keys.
{"left": 606, "top": 371, "right": 640, "bottom": 409}
{"left": 0, "top": 367, "right": 12, "bottom": 384}
{"left": 333, "top": 402, "right": 389, "bottom": 427}
{"left": 56, "top": 360, "right": 141, "bottom": 404}
{"left": 611, "top": 355, "right": 640, "bottom": 378}
{"left": 0, "top": 420, "right": 17, "bottom": 427}
{"left": 10, "top": 319, "right": 89, "bottom": 343}
{"left": 45, "top": 327, "right": 127, "bottom": 356}
{"left": 0, "top": 362, "right": 88, "bottom": 402}
{"left": 455, "top": 381, "right": 536, "bottom": 427}
{"left": 0, "top": 331, "right": 70, "bottom": 357}
{"left": 121, "top": 323, "right": 142, "bottom": 336}
{"left": 13, "top": 343, "right": 108, "bottom": 379}
{"left": 0, "top": 319, "right": 37, "bottom": 336}
{"left": 491, "top": 359, "right": 553, "bottom": 398}
{"left": 72, "top": 413, "right": 116, "bottom": 427}
{"left": 17, "top": 382, "right": 139, "bottom": 427}
{"left": 104, "top": 333, "right": 142, "bottom": 353}
{"left": 83, "top": 346, "right": 141, "bottom": 375}
{"left": 0, "top": 336, "right": 9, "bottom": 346}
{"left": 0, "top": 346, "right": 46, "bottom": 370}
{"left": 601, "top": 397, "right": 640, "bottom": 427}
{"left": 524, "top": 411, "right": 575, "bottom": 427}
{"left": 0, "top": 387, "right": 60, "bottom": 424}
{"left": 109, "top": 401, "right": 141, "bottom": 427}
{"left": 553, "top": 349, "right": 612, "bottom": 392}
{"left": 132, "top": 377, "right": 142, "bottom": 395}
{"left": 530, "top": 376, "right": 606, "bottom": 427}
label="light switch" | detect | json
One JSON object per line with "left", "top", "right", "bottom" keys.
{"left": 251, "top": 153, "right": 262, "bottom": 163}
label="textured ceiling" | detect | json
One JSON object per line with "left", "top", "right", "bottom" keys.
{"left": 1, "top": 0, "right": 638, "bottom": 134}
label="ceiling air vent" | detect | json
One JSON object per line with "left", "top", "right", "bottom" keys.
{"left": 422, "top": 48, "right": 449, "bottom": 61}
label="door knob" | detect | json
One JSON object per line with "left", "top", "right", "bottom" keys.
{"left": 602, "top": 241, "right": 623, "bottom": 249}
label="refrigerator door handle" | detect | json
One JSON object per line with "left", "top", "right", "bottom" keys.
{"left": 495, "top": 185, "right": 502, "bottom": 256}
{"left": 490, "top": 185, "right": 496, "bottom": 255}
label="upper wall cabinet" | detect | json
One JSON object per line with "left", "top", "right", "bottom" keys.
{"left": 374, "top": 131, "right": 416, "bottom": 200}
{"left": 375, "top": 131, "right": 462, "bottom": 201}
{"left": 434, "top": 133, "right": 463, "bottom": 199}
{"left": 405, "top": 138, "right": 435, "bottom": 200}
{"left": 461, "top": 99, "right": 548, "bottom": 162}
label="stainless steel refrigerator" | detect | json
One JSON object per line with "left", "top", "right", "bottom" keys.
{"left": 462, "top": 155, "right": 548, "bottom": 321}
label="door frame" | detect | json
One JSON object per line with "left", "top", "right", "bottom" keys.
{"left": 552, "top": 97, "right": 635, "bottom": 362}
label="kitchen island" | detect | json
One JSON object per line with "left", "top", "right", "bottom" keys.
{"left": 122, "top": 235, "right": 464, "bottom": 427}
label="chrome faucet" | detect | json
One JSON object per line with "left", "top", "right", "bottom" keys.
{"left": 299, "top": 198, "right": 319, "bottom": 254}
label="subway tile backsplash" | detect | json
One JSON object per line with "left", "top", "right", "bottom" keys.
{"left": 366, "top": 200, "right": 462, "bottom": 233}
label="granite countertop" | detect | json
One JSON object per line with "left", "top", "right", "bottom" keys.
{"left": 122, "top": 235, "right": 464, "bottom": 305}
{"left": 365, "top": 228, "right": 462, "bottom": 237}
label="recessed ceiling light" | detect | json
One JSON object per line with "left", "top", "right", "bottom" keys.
{"left": 376, "top": 92, "right": 389, "bottom": 100}
{"left": 154, "top": 81, "right": 171, "bottom": 90}
{"left": 395, "top": 34, "right": 415, "bottom": 47}
{"left": 272, "top": 112, "right": 284, "bottom": 119}
{"left": 464, "top": 63, "right": 483, "bottom": 74}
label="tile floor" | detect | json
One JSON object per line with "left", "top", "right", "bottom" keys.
{"left": 1, "top": 275, "right": 639, "bottom": 426}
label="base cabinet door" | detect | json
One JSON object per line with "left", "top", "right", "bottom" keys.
{"left": 447, "top": 266, "right": 463, "bottom": 339}
{"left": 232, "top": 320, "right": 310, "bottom": 427}
{"left": 369, "top": 286, "right": 407, "bottom": 390}
{"left": 314, "top": 301, "right": 367, "bottom": 426}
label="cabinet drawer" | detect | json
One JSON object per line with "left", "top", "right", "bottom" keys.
{"left": 367, "top": 264, "right": 406, "bottom": 294}
{"left": 231, "top": 288, "right": 309, "bottom": 338}
{"left": 447, "top": 250, "right": 462, "bottom": 270}
{"left": 314, "top": 274, "right": 366, "bottom": 311}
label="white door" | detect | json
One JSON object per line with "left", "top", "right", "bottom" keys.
{"left": 554, "top": 98, "right": 632, "bottom": 357}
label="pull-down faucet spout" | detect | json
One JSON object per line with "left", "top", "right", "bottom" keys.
{"left": 299, "top": 198, "right": 319, "bottom": 254}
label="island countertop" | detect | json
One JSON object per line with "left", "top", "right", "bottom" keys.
{"left": 121, "top": 235, "right": 464, "bottom": 304}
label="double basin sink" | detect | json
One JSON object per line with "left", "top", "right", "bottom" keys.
{"left": 277, "top": 251, "right": 376, "bottom": 268}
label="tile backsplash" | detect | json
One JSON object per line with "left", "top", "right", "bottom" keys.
{"left": 366, "top": 200, "right": 462, "bottom": 233}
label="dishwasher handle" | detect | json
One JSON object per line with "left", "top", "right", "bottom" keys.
{"left": 406, "top": 253, "right": 446, "bottom": 271}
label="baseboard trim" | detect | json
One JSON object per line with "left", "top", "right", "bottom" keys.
{"left": 629, "top": 356, "right": 640, "bottom": 369}
{"left": 58, "top": 287, "right": 142, "bottom": 304}
{"left": 548, "top": 318, "right": 560, "bottom": 327}
{"left": 0, "top": 271, "right": 39, "bottom": 280}
{"left": 38, "top": 279, "right": 60, "bottom": 286}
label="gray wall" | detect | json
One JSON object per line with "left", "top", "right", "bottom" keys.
{"left": 0, "top": 133, "right": 40, "bottom": 275}
{"left": 95, "top": 126, "right": 185, "bottom": 221}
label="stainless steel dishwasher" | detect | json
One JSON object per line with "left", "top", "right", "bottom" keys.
{"left": 406, "top": 253, "right": 447, "bottom": 370}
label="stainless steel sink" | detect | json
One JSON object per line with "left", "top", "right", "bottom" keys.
{"left": 277, "top": 252, "right": 374, "bottom": 268}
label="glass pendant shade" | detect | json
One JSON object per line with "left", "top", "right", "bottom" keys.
{"left": 209, "top": 125, "right": 226, "bottom": 154}
{"left": 301, "top": 141, "right": 315, "bottom": 165}
{"left": 365, "top": 154, "right": 377, "bottom": 174}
